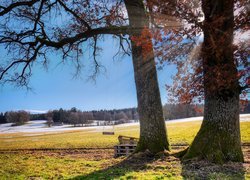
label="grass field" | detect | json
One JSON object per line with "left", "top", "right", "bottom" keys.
{"left": 0, "top": 121, "right": 249, "bottom": 179}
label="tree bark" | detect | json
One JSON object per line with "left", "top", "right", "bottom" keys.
{"left": 183, "top": 0, "right": 244, "bottom": 163}
{"left": 124, "top": 0, "right": 170, "bottom": 153}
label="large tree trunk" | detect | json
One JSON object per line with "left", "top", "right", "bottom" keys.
{"left": 124, "top": 0, "right": 170, "bottom": 153}
{"left": 183, "top": 0, "right": 244, "bottom": 163}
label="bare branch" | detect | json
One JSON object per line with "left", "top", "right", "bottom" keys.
{"left": 37, "top": 25, "right": 131, "bottom": 48}
{"left": 57, "top": 0, "right": 91, "bottom": 30}
{"left": 0, "top": 0, "right": 40, "bottom": 16}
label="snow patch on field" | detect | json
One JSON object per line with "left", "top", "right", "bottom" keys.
{"left": 166, "top": 116, "right": 203, "bottom": 123}
{"left": 0, "top": 120, "right": 105, "bottom": 135}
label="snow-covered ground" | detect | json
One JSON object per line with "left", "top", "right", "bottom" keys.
{"left": 0, "top": 114, "right": 249, "bottom": 134}
{"left": 166, "top": 114, "right": 250, "bottom": 123}
{"left": 0, "top": 120, "right": 105, "bottom": 134}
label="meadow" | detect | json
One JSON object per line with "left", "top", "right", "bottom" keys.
{"left": 0, "top": 120, "right": 249, "bottom": 179}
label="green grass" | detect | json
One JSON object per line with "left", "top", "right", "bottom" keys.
{"left": 0, "top": 152, "right": 106, "bottom": 179}
{"left": 0, "top": 121, "right": 249, "bottom": 179}
{"left": 0, "top": 121, "right": 249, "bottom": 150}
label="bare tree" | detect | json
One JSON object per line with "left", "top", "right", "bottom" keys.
{"left": 5, "top": 111, "right": 30, "bottom": 125}
{"left": 45, "top": 111, "right": 54, "bottom": 127}
{"left": 0, "top": 0, "right": 177, "bottom": 153}
{"left": 69, "top": 112, "right": 79, "bottom": 127}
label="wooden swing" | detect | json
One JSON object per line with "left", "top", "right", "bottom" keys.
{"left": 102, "top": 125, "right": 115, "bottom": 135}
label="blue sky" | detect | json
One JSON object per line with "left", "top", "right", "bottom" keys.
{"left": 0, "top": 37, "right": 176, "bottom": 113}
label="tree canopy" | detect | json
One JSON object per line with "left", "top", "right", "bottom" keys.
{"left": 163, "top": 0, "right": 249, "bottom": 104}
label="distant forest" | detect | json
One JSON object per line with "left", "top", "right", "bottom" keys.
{"left": 0, "top": 103, "right": 249, "bottom": 124}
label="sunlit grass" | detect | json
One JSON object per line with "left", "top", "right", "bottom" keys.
{"left": 0, "top": 121, "right": 249, "bottom": 149}
{"left": 0, "top": 152, "right": 106, "bottom": 179}
{"left": 0, "top": 152, "right": 184, "bottom": 179}
{"left": 0, "top": 121, "right": 249, "bottom": 179}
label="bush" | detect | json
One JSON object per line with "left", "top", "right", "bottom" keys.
{"left": 5, "top": 111, "right": 30, "bottom": 125}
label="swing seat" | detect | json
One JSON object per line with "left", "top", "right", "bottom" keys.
{"left": 102, "top": 125, "right": 115, "bottom": 135}
{"left": 102, "top": 131, "right": 115, "bottom": 135}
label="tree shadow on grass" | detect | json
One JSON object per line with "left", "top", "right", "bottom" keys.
{"left": 70, "top": 152, "right": 159, "bottom": 180}
{"left": 181, "top": 160, "right": 246, "bottom": 179}
{"left": 180, "top": 146, "right": 249, "bottom": 179}
{"left": 69, "top": 149, "right": 247, "bottom": 179}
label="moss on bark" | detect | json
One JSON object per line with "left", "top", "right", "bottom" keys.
{"left": 136, "top": 132, "right": 170, "bottom": 153}
{"left": 183, "top": 121, "right": 244, "bottom": 163}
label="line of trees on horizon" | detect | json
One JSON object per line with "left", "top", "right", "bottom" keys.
{"left": 1, "top": 102, "right": 249, "bottom": 125}
{"left": 44, "top": 107, "right": 139, "bottom": 126}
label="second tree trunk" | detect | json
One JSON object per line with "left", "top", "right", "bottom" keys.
{"left": 183, "top": 0, "right": 244, "bottom": 163}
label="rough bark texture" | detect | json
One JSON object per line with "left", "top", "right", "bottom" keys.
{"left": 124, "top": 0, "right": 170, "bottom": 153}
{"left": 183, "top": 0, "right": 244, "bottom": 163}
